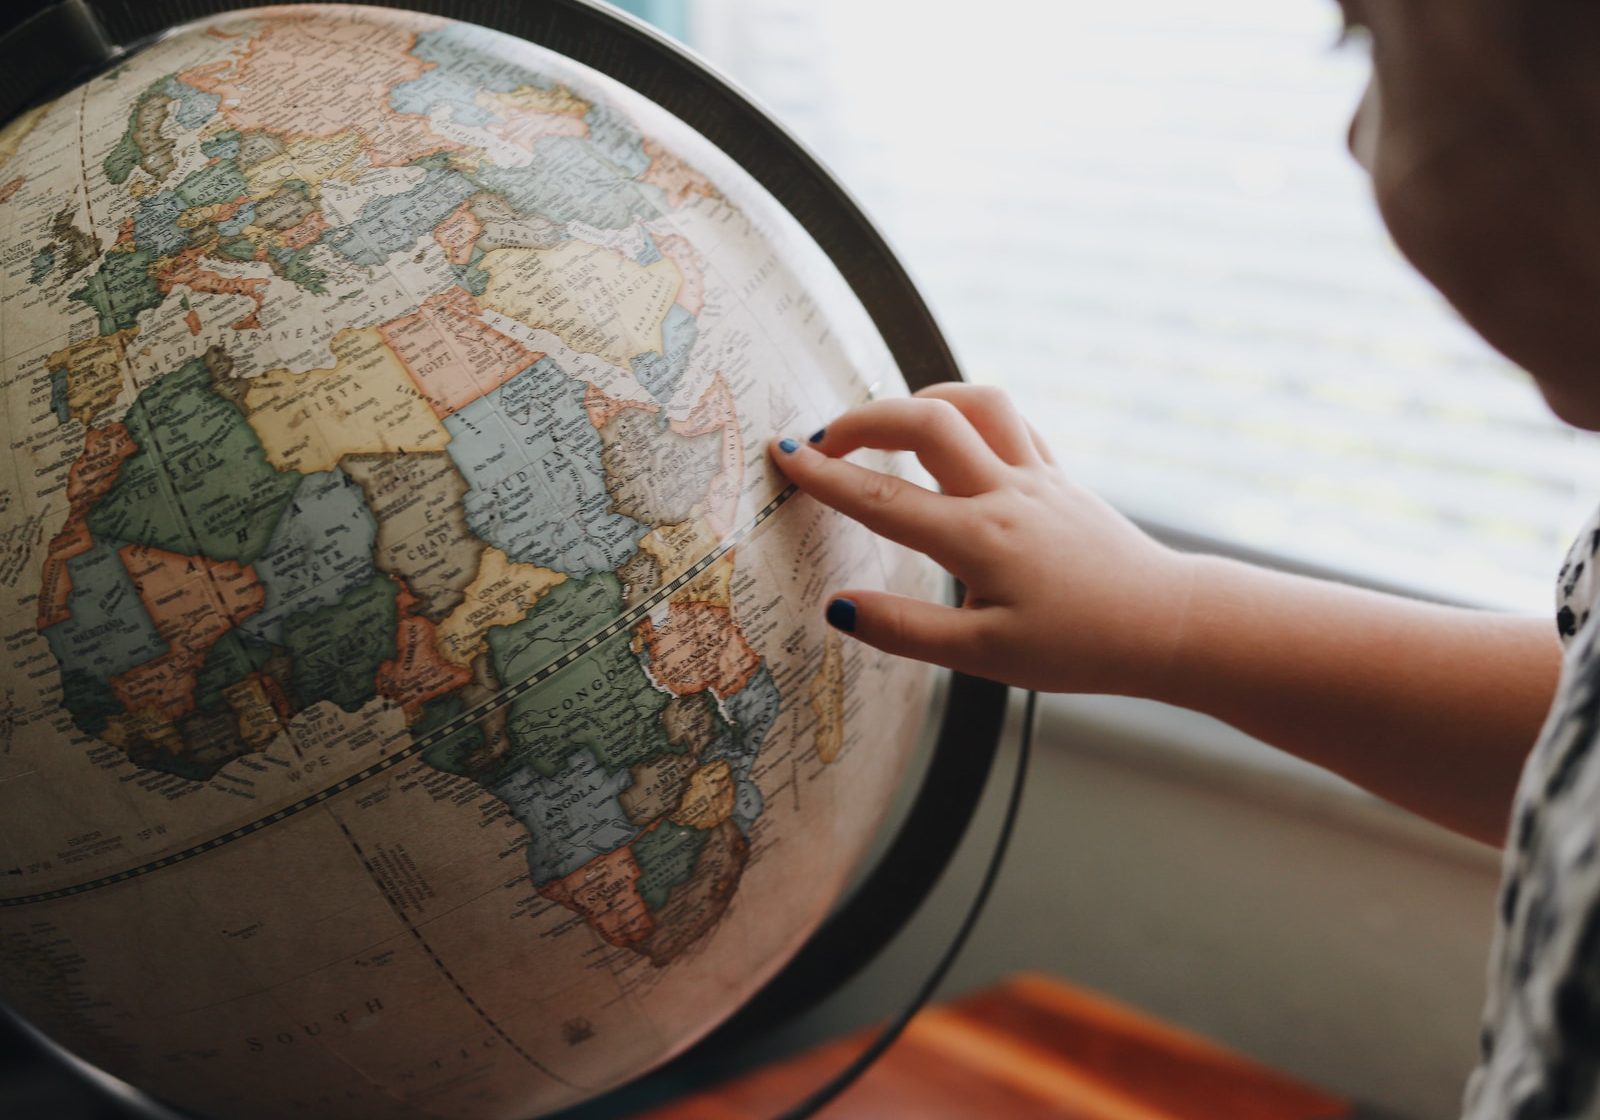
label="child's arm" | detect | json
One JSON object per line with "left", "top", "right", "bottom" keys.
{"left": 769, "top": 383, "right": 1561, "bottom": 846}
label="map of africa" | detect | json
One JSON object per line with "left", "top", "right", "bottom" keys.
{"left": 0, "top": 7, "right": 942, "bottom": 1118}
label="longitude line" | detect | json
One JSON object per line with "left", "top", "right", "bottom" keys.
{"left": 324, "top": 807, "right": 581, "bottom": 1089}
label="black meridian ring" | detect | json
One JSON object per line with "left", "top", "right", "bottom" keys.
{"left": 0, "top": 0, "right": 1013, "bottom": 1112}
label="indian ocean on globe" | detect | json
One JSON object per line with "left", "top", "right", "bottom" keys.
{"left": 0, "top": 5, "right": 950, "bottom": 1117}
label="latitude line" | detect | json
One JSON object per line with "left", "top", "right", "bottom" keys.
{"left": 0, "top": 485, "right": 797, "bottom": 909}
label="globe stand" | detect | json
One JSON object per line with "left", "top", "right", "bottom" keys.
{"left": 0, "top": 2, "right": 1020, "bottom": 1117}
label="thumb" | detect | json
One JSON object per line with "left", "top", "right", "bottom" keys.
{"left": 822, "top": 589, "right": 986, "bottom": 673}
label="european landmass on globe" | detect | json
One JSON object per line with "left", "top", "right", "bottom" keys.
{"left": 0, "top": 5, "right": 943, "bottom": 1118}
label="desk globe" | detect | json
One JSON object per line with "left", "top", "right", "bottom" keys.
{"left": 0, "top": 4, "right": 1006, "bottom": 1118}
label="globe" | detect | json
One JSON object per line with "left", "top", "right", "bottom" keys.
{"left": 0, "top": 5, "right": 955, "bottom": 1117}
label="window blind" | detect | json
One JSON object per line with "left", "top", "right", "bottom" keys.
{"left": 686, "top": 0, "right": 1600, "bottom": 613}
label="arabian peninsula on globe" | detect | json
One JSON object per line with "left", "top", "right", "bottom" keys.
{"left": 0, "top": 6, "right": 942, "bottom": 1117}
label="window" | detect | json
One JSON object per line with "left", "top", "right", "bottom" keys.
{"left": 680, "top": 0, "right": 1600, "bottom": 613}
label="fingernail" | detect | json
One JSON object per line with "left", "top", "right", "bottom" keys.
{"left": 809, "top": 427, "right": 826, "bottom": 444}
{"left": 825, "top": 598, "right": 857, "bottom": 632}
{"left": 777, "top": 437, "right": 800, "bottom": 454}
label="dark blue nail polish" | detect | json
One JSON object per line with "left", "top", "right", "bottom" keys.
{"left": 809, "top": 428, "right": 826, "bottom": 444}
{"left": 778, "top": 437, "right": 799, "bottom": 454}
{"left": 825, "top": 598, "right": 857, "bottom": 632}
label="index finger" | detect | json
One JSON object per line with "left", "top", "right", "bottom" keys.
{"left": 807, "top": 396, "right": 1007, "bottom": 497}
{"left": 769, "top": 438, "right": 978, "bottom": 568}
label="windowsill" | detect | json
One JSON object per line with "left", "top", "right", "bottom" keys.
{"left": 1135, "top": 513, "right": 1486, "bottom": 610}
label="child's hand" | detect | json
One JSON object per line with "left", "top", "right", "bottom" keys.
{"left": 771, "top": 385, "right": 1561, "bottom": 842}
{"left": 769, "top": 383, "right": 1197, "bottom": 694}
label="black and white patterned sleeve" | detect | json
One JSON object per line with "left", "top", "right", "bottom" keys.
{"left": 1464, "top": 505, "right": 1600, "bottom": 1119}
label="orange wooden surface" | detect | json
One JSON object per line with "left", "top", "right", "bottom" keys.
{"left": 641, "top": 973, "right": 1352, "bottom": 1120}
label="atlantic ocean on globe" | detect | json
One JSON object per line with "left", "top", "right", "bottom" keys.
{"left": 0, "top": 6, "right": 944, "bottom": 1117}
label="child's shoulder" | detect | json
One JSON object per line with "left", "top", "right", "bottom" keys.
{"left": 1557, "top": 505, "right": 1600, "bottom": 644}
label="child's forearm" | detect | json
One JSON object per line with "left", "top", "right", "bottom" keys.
{"left": 1151, "top": 554, "right": 1562, "bottom": 846}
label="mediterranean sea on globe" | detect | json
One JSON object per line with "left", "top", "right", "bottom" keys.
{"left": 0, "top": 6, "right": 944, "bottom": 1118}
